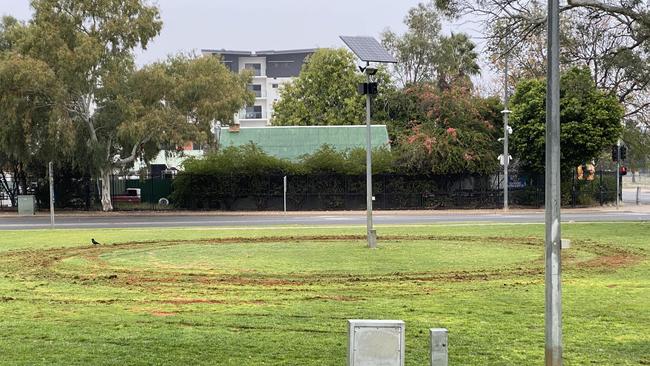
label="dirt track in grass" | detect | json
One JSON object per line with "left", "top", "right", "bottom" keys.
{"left": 1, "top": 234, "right": 642, "bottom": 290}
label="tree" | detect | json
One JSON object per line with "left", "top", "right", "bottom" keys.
{"left": 0, "top": 16, "right": 67, "bottom": 205}
{"left": 436, "top": 0, "right": 650, "bottom": 121}
{"left": 622, "top": 121, "right": 650, "bottom": 172}
{"left": 382, "top": 2, "right": 442, "bottom": 86}
{"left": 272, "top": 48, "right": 367, "bottom": 126}
{"left": 434, "top": 32, "right": 480, "bottom": 89}
{"left": 381, "top": 83, "right": 502, "bottom": 175}
{"left": 509, "top": 67, "right": 624, "bottom": 175}
{"left": 381, "top": 2, "right": 481, "bottom": 90}
{"left": 3, "top": 1, "right": 252, "bottom": 211}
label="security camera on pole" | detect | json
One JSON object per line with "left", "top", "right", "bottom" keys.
{"left": 501, "top": 48, "right": 511, "bottom": 212}
{"left": 340, "top": 36, "right": 396, "bottom": 249}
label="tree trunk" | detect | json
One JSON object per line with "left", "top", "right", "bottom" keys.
{"left": 100, "top": 168, "right": 113, "bottom": 212}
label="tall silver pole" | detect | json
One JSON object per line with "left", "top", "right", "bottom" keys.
{"left": 616, "top": 140, "right": 621, "bottom": 210}
{"left": 48, "top": 161, "right": 55, "bottom": 229}
{"left": 365, "top": 63, "right": 376, "bottom": 249}
{"left": 503, "top": 51, "right": 510, "bottom": 212}
{"left": 546, "top": 0, "right": 563, "bottom": 364}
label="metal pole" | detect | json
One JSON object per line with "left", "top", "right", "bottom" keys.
{"left": 546, "top": 0, "right": 563, "bottom": 363}
{"left": 283, "top": 175, "right": 287, "bottom": 214}
{"left": 616, "top": 140, "right": 621, "bottom": 209}
{"left": 365, "top": 62, "right": 376, "bottom": 249}
{"left": 636, "top": 186, "right": 640, "bottom": 205}
{"left": 503, "top": 50, "right": 510, "bottom": 212}
{"left": 48, "top": 161, "right": 55, "bottom": 229}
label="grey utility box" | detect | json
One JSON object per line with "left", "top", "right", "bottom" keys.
{"left": 348, "top": 320, "right": 405, "bottom": 366}
{"left": 17, "top": 195, "right": 36, "bottom": 216}
{"left": 430, "top": 328, "right": 448, "bottom": 366}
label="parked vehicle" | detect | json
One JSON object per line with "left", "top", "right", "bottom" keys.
{"left": 113, "top": 188, "right": 141, "bottom": 203}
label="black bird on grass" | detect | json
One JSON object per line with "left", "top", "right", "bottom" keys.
{"left": 91, "top": 238, "right": 101, "bottom": 245}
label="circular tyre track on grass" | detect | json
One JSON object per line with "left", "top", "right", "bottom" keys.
{"left": 1, "top": 235, "right": 644, "bottom": 290}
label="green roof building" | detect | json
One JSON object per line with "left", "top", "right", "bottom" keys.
{"left": 218, "top": 125, "right": 390, "bottom": 160}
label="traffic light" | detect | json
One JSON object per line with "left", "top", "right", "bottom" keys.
{"left": 612, "top": 144, "right": 628, "bottom": 161}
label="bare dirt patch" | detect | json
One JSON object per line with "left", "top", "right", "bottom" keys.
{"left": 151, "top": 311, "right": 176, "bottom": 317}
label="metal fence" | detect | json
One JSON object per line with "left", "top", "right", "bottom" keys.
{"left": 0, "top": 169, "right": 621, "bottom": 211}
{"left": 165, "top": 170, "right": 619, "bottom": 211}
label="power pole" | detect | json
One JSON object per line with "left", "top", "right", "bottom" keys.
{"left": 546, "top": 0, "right": 563, "bottom": 363}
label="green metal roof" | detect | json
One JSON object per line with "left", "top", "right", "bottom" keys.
{"left": 219, "top": 125, "right": 390, "bottom": 161}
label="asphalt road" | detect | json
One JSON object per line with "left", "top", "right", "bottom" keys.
{"left": 1, "top": 210, "right": 649, "bottom": 230}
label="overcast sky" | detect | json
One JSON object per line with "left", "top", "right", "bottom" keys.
{"left": 0, "top": 0, "right": 494, "bottom": 87}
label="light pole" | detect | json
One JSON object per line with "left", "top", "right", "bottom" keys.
{"left": 340, "top": 35, "right": 396, "bottom": 249}
{"left": 546, "top": 0, "right": 563, "bottom": 363}
{"left": 364, "top": 63, "right": 377, "bottom": 248}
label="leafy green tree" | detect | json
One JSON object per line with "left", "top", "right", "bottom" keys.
{"left": 510, "top": 67, "right": 624, "bottom": 175}
{"left": 435, "top": 33, "right": 480, "bottom": 90}
{"left": 272, "top": 49, "right": 366, "bottom": 126}
{"left": 2, "top": 1, "right": 252, "bottom": 211}
{"left": 0, "top": 16, "right": 67, "bottom": 204}
{"left": 382, "top": 3, "right": 481, "bottom": 89}
{"left": 382, "top": 2, "right": 442, "bottom": 86}
{"left": 622, "top": 121, "right": 650, "bottom": 172}
{"left": 381, "top": 83, "right": 502, "bottom": 175}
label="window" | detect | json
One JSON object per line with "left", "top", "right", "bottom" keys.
{"left": 247, "top": 84, "right": 262, "bottom": 97}
{"left": 269, "top": 61, "right": 292, "bottom": 69}
{"left": 243, "top": 106, "right": 263, "bottom": 119}
{"left": 244, "top": 63, "right": 262, "bottom": 76}
{"left": 272, "top": 83, "right": 279, "bottom": 88}
{"left": 221, "top": 61, "right": 233, "bottom": 72}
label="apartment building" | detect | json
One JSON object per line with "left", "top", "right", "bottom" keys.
{"left": 201, "top": 48, "right": 316, "bottom": 127}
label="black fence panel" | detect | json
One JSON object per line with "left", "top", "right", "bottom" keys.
{"left": 162, "top": 171, "right": 616, "bottom": 211}
{"left": 15, "top": 169, "right": 618, "bottom": 211}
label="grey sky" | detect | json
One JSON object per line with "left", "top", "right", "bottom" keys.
{"left": 1, "top": 0, "right": 494, "bottom": 86}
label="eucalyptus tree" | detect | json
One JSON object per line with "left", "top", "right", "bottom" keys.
{"left": 1, "top": 1, "right": 252, "bottom": 211}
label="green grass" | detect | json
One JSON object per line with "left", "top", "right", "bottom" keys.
{"left": 0, "top": 222, "right": 648, "bottom": 365}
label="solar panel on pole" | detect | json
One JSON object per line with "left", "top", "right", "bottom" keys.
{"left": 339, "top": 36, "right": 395, "bottom": 249}
{"left": 339, "top": 36, "right": 397, "bottom": 63}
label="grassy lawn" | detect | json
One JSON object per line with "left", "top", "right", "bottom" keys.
{"left": 0, "top": 222, "right": 648, "bottom": 365}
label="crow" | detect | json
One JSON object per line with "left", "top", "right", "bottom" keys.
{"left": 91, "top": 238, "right": 101, "bottom": 245}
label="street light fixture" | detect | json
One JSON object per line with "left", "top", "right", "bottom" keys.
{"left": 340, "top": 36, "right": 396, "bottom": 249}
